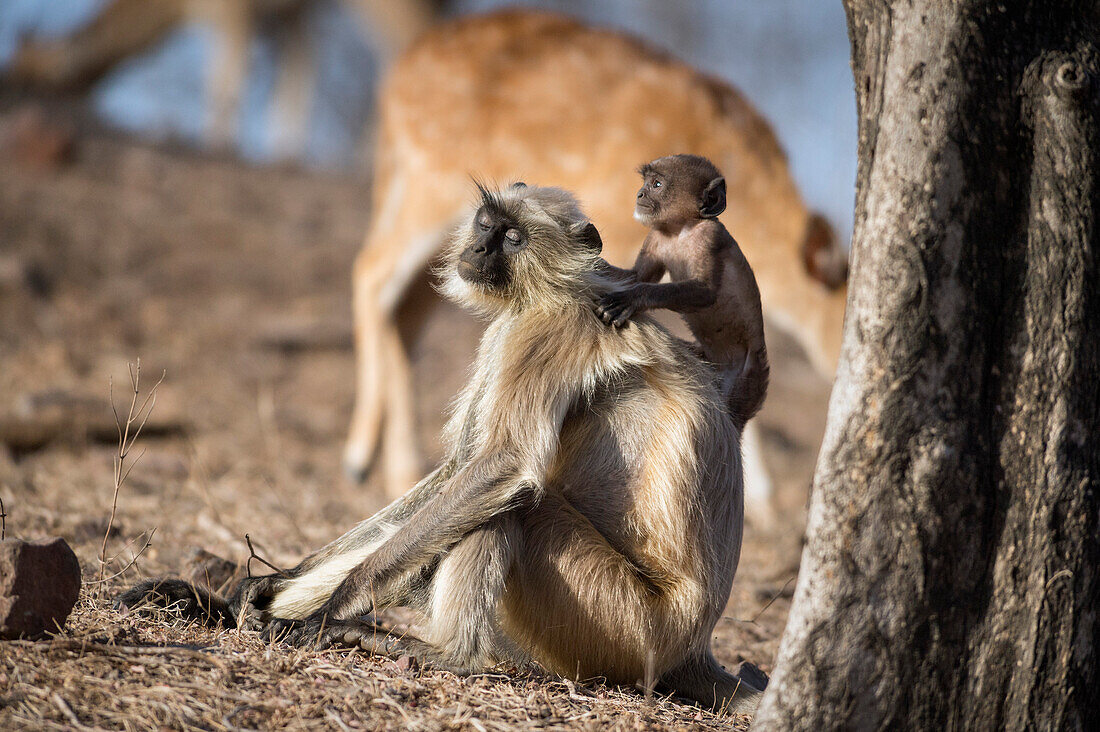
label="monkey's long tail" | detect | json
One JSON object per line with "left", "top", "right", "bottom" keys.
{"left": 116, "top": 578, "right": 236, "bottom": 627}
{"left": 724, "top": 344, "right": 770, "bottom": 430}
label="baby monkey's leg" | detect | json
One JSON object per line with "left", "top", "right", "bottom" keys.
{"left": 717, "top": 345, "right": 770, "bottom": 429}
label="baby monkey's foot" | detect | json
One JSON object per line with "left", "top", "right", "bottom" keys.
{"left": 262, "top": 616, "right": 402, "bottom": 654}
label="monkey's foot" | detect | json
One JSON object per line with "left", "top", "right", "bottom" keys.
{"left": 262, "top": 617, "right": 491, "bottom": 676}
{"left": 262, "top": 617, "right": 403, "bottom": 654}
{"left": 732, "top": 660, "right": 770, "bottom": 692}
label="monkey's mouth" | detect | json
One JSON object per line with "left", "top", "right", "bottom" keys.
{"left": 633, "top": 204, "right": 656, "bottom": 223}
{"left": 457, "top": 261, "right": 504, "bottom": 290}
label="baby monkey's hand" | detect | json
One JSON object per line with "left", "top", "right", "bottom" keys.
{"left": 595, "top": 287, "right": 643, "bottom": 328}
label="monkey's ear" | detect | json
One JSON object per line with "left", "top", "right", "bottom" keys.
{"left": 699, "top": 177, "right": 726, "bottom": 218}
{"left": 576, "top": 222, "right": 603, "bottom": 253}
{"left": 801, "top": 213, "right": 848, "bottom": 290}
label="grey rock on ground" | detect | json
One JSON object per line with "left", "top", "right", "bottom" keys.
{"left": 0, "top": 537, "right": 81, "bottom": 639}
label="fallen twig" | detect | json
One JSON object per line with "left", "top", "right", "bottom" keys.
{"left": 244, "top": 534, "right": 289, "bottom": 578}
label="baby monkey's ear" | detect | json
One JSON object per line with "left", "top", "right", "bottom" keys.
{"left": 699, "top": 176, "right": 727, "bottom": 218}
{"left": 575, "top": 221, "right": 603, "bottom": 253}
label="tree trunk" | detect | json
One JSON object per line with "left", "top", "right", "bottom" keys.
{"left": 754, "top": 2, "right": 1099, "bottom": 729}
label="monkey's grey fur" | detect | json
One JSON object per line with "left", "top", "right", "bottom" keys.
{"left": 120, "top": 183, "right": 762, "bottom": 714}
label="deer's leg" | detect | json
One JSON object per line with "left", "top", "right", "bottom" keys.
{"left": 343, "top": 172, "right": 457, "bottom": 494}
{"left": 202, "top": 0, "right": 253, "bottom": 149}
{"left": 341, "top": 0, "right": 439, "bottom": 61}
{"left": 268, "top": 4, "right": 314, "bottom": 160}
{"left": 378, "top": 323, "right": 423, "bottom": 498}
{"left": 344, "top": 249, "right": 388, "bottom": 484}
{"left": 740, "top": 420, "right": 776, "bottom": 528}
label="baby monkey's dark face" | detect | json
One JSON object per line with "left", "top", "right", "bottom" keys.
{"left": 634, "top": 154, "right": 727, "bottom": 229}
{"left": 458, "top": 205, "right": 528, "bottom": 291}
{"left": 633, "top": 166, "right": 670, "bottom": 226}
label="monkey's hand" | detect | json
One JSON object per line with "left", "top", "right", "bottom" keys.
{"left": 227, "top": 575, "right": 282, "bottom": 631}
{"left": 262, "top": 615, "right": 400, "bottom": 654}
{"left": 116, "top": 578, "right": 233, "bottom": 626}
{"left": 595, "top": 287, "right": 643, "bottom": 328}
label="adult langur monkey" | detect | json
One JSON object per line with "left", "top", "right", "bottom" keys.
{"left": 120, "top": 183, "right": 762, "bottom": 714}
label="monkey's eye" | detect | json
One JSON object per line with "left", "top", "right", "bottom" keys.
{"left": 477, "top": 215, "right": 493, "bottom": 232}
{"left": 504, "top": 228, "right": 525, "bottom": 250}
{"left": 652, "top": 179, "right": 663, "bottom": 189}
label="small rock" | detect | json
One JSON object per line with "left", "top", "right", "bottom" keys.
{"left": 384, "top": 654, "right": 419, "bottom": 674}
{"left": 733, "top": 660, "right": 769, "bottom": 691}
{"left": 395, "top": 654, "right": 419, "bottom": 673}
{"left": 0, "top": 537, "right": 81, "bottom": 639}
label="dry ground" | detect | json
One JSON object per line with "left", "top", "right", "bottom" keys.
{"left": 0, "top": 103, "right": 831, "bottom": 730}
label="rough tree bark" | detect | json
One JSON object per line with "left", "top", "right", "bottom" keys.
{"left": 754, "top": 2, "right": 1099, "bottom": 730}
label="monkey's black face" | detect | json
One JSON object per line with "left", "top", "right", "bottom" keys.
{"left": 458, "top": 206, "right": 528, "bottom": 291}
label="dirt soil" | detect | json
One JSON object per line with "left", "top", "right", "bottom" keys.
{"left": 0, "top": 103, "right": 831, "bottom": 731}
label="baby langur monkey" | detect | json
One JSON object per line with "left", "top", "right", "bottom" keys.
{"left": 596, "top": 154, "right": 769, "bottom": 426}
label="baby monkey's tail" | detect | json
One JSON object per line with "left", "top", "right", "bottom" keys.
{"left": 116, "top": 578, "right": 236, "bottom": 627}
{"left": 723, "top": 344, "right": 770, "bottom": 430}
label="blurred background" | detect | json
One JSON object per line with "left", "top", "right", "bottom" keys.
{"left": 0, "top": 0, "right": 852, "bottom": 673}
{"left": 0, "top": 0, "right": 856, "bottom": 235}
